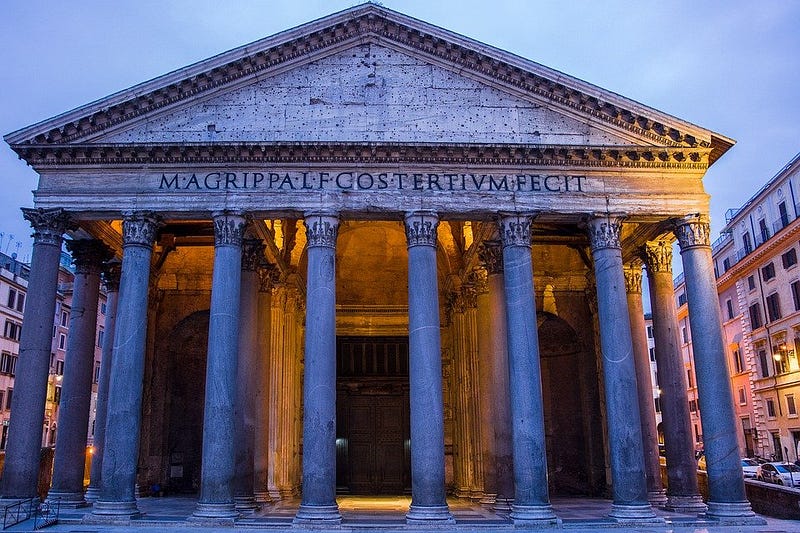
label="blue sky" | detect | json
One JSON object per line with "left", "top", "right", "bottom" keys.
{"left": 1, "top": 0, "right": 798, "bottom": 263}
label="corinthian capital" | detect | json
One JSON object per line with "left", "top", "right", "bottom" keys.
{"left": 643, "top": 240, "right": 673, "bottom": 273}
{"left": 586, "top": 215, "right": 624, "bottom": 251}
{"left": 122, "top": 212, "right": 162, "bottom": 248}
{"left": 22, "top": 208, "right": 76, "bottom": 246}
{"left": 623, "top": 262, "right": 643, "bottom": 294}
{"left": 102, "top": 258, "right": 122, "bottom": 292}
{"left": 66, "top": 239, "right": 112, "bottom": 276}
{"left": 478, "top": 240, "right": 504, "bottom": 273}
{"left": 212, "top": 211, "right": 247, "bottom": 247}
{"left": 241, "top": 238, "right": 266, "bottom": 271}
{"left": 404, "top": 211, "right": 439, "bottom": 248}
{"left": 498, "top": 214, "right": 533, "bottom": 248}
{"left": 304, "top": 213, "right": 340, "bottom": 249}
{"left": 674, "top": 214, "right": 711, "bottom": 250}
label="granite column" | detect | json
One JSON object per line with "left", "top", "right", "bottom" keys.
{"left": 587, "top": 215, "right": 655, "bottom": 521}
{"left": 85, "top": 260, "right": 121, "bottom": 502}
{"left": 498, "top": 214, "right": 556, "bottom": 525}
{"left": 477, "top": 240, "right": 514, "bottom": 511}
{"left": 192, "top": 212, "right": 247, "bottom": 521}
{"left": 674, "top": 215, "right": 757, "bottom": 521}
{"left": 294, "top": 213, "right": 341, "bottom": 524}
{"left": 643, "top": 241, "right": 705, "bottom": 512}
{"left": 623, "top": 262, "right": 667, "bottom": 506}
{"left": 0, "top": 208, "right": 74, "bottom": 500}
{"left": 404, "top": 211, "right": 453, "bottom": 524}
{"left": 47, "top": 240, "right": 111, "bottom": 506}
{"left": 233, "top": 239, "right": 264, "bottom": 513}
{"left": 92, "top": 213, "right": 160, "bottom": 518}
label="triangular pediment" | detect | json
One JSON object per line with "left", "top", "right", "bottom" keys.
{"left": 5, "top": 3, "right": 732, "bottom": 162}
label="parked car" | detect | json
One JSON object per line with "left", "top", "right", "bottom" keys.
{"left": 756, "top": 462, "right": 800, "bottom": 487}
{"left": 740, "top": 458, "right": 759, "bottom": 478}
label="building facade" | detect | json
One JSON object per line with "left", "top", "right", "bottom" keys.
{"left": 1, "top": 4, "right": 758, "bottom": 527}
{"left": 711, "top": 152, "right": 800, "bottom": 463}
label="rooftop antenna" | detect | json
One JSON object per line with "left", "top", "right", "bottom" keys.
{"left": 4, "top": 234, "right": 14, "bottom": 254}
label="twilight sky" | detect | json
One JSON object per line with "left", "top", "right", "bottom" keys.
{"left": 1, "top": 0, "right": 799, "bottom": 264}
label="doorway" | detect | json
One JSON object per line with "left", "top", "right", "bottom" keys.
{"left": 336, "top": 336, "right": 411, "bottom": 494}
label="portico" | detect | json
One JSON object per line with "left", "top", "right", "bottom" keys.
{"left": 2, "top": 3, "right": 758, "bottom": 528}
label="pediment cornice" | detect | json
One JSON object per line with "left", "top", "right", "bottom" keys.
{"left": 15, "top": 141, "right": 710, "bottom": 169}
{"left": 5, "top": 4, "right": 732, "bottom": 163}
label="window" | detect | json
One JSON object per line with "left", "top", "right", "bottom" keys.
{"left": 747, "top": 275, "right": 756, "bottom": 291}
{"left": 738, "top": 387, "right": 747, "bottom": 405}
{"left": 58, "top": 333, "right": 66, "bottom": 350}
{"left": 689, "top": 399, "right": 698, "bottom": 412}
{"left": 767, "top": 398, "right": 776, "bottom": 418}
{"left": 726, "top": 299, "right": 734, "bottom": 320}
{"left": 6, "top": 289, "right": 25, "bottom": 313}
{"left": 101, "top": 302, "right": 107, "bottom": 315}
{"left": 53, "top": 386, "right": 61, "bottom": 405}
{"left": 782, "top": 248, "right": 798, "bottom": 269}
{"left": 55, "top": 359, "right": 64, "bottom": 376}
{"left": 94, "top": 363, "right": 101, "bottom": 384}
{"left": 759, "top": 218, "right": 770, "bottom": 243}
{"left": 793, "top": 281, "right": 800, "bottom": 311}
{"left": 766, "top": 293, "right": 782, "bottom": 322}
{"left": 0, "top": 391, "right": 5, "bottom": 411}
{"left": 646, "top": 325, "right": 653, "bottom": 339}
{"left": 762, "top": 262, "right": 776, "bottom": 281}
{"left": 723, "top": 257, "right": 731, "bottom": 272}
{"left": 682, "top": 326, "right": 689, "bottom": 344}
{"left": 0, "top": 353, "right": 17, "bottom": 376}
{"left": 60, "top": 311, "right": 68, "bottom": 327}
{"left": 749, "top": 303, "right": 763, "bottom": 330}
{"left": 779, "top": 201, "right": 790, "bottom": 228}
{"left": 97, "top": 329, "right": 104, "bottom": 348}
{"left": 694, "top": 424, "right": 702, "bottom": 443}
{"left": 649, "top": 347, "right": 656, "bottom": 362}
{"left": 733, "top": 348, "right": 744, "bottom": 374}
{"left": 788, "top": 394, "right": 798, "bottom": 417}
{"left": 677, "top": 292, "right": 687, "bottom": 306}
{"left": 759, "top": 348, "right": 770, "bottom": 378}
{"left": 3, "top": 320, "right": 21, "bottom": 341}
{"left": 5, "top": 389, "right": 12, "bottom": 410}
{"left": 743, "top": 232, "right": 753, "bottom": 254}
{"left": 654, "top": 397, "right": 661, "bottom": 413}
{"left": 687, "top": 369, "right": 694, "bottom": 388}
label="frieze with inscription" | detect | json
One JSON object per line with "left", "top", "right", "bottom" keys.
{"left": 158, "top": 170, "right": 586, "bottom": 193}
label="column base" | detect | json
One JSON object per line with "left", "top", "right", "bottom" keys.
{"left": 234, "top": 495, "right": 260, "bottom": 514}
{"left": 469, "top": 489, "right": 484, "bottom": 501}
{"left": 254, "top": 490, "right": 272, "bottom": 504}
{"left": 510, "top": 503, "right": 557, "bottom": 525}
{"left": 88, "top": 500, "right": 141, "bottom": 520}
{"left": 492, "top": 497, "right": 513, "bottom": 514}
{"left": 479, "top": 492, "right": 497, "bottom": 505}
{"left": 406, "top": 504, "right": 455, "bottom": 524}
{"left": 646, "top": 489, "right": 668, "bottom": 507}
{"left": 84, "top": 486, "right": 101, "bottom": 503}
{"left": 664, "top": 494, "right": 707, "bottom": 513}
{"left": 45, "top": 489, "right": 88, "bottom": 508}
{"left": 703, "top": 501, "right": 765, "bottom": 524}
{"left": 191, "top": 502, "right": 238, "bottom": 520}
{"left": 608, "top": 503, "right": 659, "bottom": 521}
{"left": 294, "top": 503, "right": 342, "bottom": 524}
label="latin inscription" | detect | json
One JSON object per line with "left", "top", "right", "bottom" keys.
{"left": 157, "top": 171, "right": 587, "bottom": 193}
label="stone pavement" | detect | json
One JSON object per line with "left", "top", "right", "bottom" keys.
{"left": 3, "top": 495, "right": 799, "bottom": 532}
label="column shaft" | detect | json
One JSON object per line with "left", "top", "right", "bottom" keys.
{"left": 254, "top": 267, "right": 274, "bottom": 503}
{"left": 48, "top": 240, "right": 110, "bottom": 506}
{"left": 675, "top": 216, "right": 757, "bottom": 521}
{"left": 93, "top": 213, "right": 160, "bottom": 518}
{"left": 587, "top": 216, "right": 655, "bottom": 520}
{"left": 404, "top": 212, "right": 453, "bottom": 524}
{"left": 233, "top": 240, "right": 264, "bottom": 512}
{"left": 0, "top": 209, "right": 73, "bottom": 499}
{"left": 193, "top": 212, "right": 246, "bottom": 520}
{"left": 623, "top": 264, "right": 666, "bottom": 506}
{"left": 474, "top": 270, "right": 496, "bottom": 505}
{"left": 295, "top": 214, "right": 341, "bottom": 524}
{"left": 498, "top": 215, "right": 555, "bottom": 525}
{"left": 85, "top": 262, "right": 120, "bottom": 502}
{"left": 644, "top": 242, "right": 705, "bottom": 512}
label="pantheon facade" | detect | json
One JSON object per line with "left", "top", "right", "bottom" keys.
{"left": 2, "top": 4, "right": 758, "bottom": 527}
